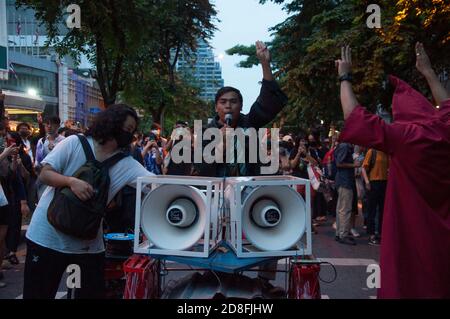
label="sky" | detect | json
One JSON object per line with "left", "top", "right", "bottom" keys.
{"left": 210, "top": 0, "right": 288, "bottom": 113}
{"left": 79, "top": 0, "right": 289, "bottom": 113}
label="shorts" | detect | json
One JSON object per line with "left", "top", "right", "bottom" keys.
{"left": 0, "top": 205, "right": 10, "bottom": 226}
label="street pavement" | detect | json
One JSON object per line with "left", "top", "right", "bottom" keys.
{"left": 0, "top": 214, "right": 380, "bottom": 299}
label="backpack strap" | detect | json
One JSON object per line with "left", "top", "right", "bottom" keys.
{"left": 77, "top": 134, "right": 96, "bottom": 162}
{"left": 102, "top": 152, "right": 128, "bottom": 169}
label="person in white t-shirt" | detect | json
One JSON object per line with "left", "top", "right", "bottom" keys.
{"left": 24, "top": 104, "right": 153, "bottom": 299}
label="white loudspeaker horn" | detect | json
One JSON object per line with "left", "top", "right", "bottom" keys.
{"left": 242, "top": 186, "right": 306, "bottom": 251}
{"left": 225, "top": 176, "right": 312, "bottom": 258}
{"left": 134, "top": 176, "right": 223, "bottom": 258}
{"left": 141, "top": 184, "right": 206, "bottom": 251}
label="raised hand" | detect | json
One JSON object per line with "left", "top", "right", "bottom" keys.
{"left": 256, "top": 41, "right": 271, "bottom": 65}
{"left": 2, "top": 144, "right": 19, "bottom": 157}
{"left": 415, "top": 42, "right": 433, "bottom": 77}
{"left": 335, "top": 45, "right": 352, "bottom": 77}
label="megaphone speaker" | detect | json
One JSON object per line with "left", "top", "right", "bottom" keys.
{"left": 141, "top": 184, "right": 207, "bottom": 251}
{"left": 242, "top": 185, "right": 307, "bottom": 251}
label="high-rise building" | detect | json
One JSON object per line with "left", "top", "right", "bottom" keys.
{"left": 176, "top": 39, "right": 224, "bottom": 102}
{"left": 1, "top": 1, "right": 103, "bottom": 127}
{"left": 5, "top": 0, "right": 76, "bottom": 66}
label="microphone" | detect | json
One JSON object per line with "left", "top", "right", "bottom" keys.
{"left": 225, "top": 113, "right": 233, "bottom": 127}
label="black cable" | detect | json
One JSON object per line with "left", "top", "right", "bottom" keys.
{"left": 317, "top": 261, "right": 338, "bottom": 284}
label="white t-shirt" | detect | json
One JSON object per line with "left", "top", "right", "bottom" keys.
{"left": 26, "top": 135, "right": 153, "bottom": 254}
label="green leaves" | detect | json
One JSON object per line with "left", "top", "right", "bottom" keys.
{"left": 230, "top": 0, "right": 449, "bottom": 129}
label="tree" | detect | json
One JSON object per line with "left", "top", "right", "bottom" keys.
{"left": 227, "top": 0, "right": 449, "bottom": 129}
{"left": 121, "top": 0, "right": 217, "bottom": 129}
{"left": 17, "top": 0, "right": 217, "bottom": 111}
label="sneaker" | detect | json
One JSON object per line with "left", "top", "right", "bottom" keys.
{"left": 369, "top": 236, "right": 380, "bottom": 246}
{"left": 339, "top": 236, "right": 357, "bottom": 246}
{"left": 350, "top": 228, "right": 361, "bottom": 238}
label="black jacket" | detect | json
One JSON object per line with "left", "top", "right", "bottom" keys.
{"left": 195, "top": 80, "right": 288, "bottom": 177}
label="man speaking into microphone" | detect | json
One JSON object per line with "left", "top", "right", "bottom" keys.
{"left": 195, "top": 41, "right": 288, "bottom": 177}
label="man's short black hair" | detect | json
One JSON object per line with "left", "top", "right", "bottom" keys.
{"left": 215, "top": 87, "right": 243, "bottom": 105}
{"left": 150, "top": 123, "right": 161, "bottom": 130}
{"left": 86, "top": 104, "right": 139, "bottom": 145}
{"left": 44, "top": 115, "right": 61, "bottom": 125}
{"left": 17, "top": 122, "right": 31, "bottom": 130}
{"left": 176, "top": 120, "right": 188, "bottom": 127}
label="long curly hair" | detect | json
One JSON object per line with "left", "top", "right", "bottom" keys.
{"left": 86, "top": 104, "right": 139, "bottom": 145}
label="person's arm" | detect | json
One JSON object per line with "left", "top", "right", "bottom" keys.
{"left": 246, "top": 42, "right": 288, "bottom": 129}
{"left": 10, "top": 168, "right": 31, "bottom": 216}
{"left": 290, "top": 149, "right": 302, "bottom": 170}
{"left": 336, "top": 162, "right": 359, "bottom": 169}
{"left": 361, "top": 167, "right": 371, "bottom": 190}
{"left": 304, "top": 152, "right": 318, "bottom": 167}
{"left": 335, "top": 46, "right": 407, "bottom": 154}
{"left": 154, "top": 147, "right": 163, "bottom": 165}
{"left": 256, "top": 41, "right": 274, "bottom": 82}
{"left": 415, "top": 42, "right": 449, "bottom": 106}
{"left": 39, "top": 164, "right": 94, "bottom": 201}
{"left": 141, "top": 142, "right": 152, "bottom": 159}
{"left": 336, "top": 46, "right": 359, "bottom": 120}
{"left": 0, "top": 145, "right": 19, "bottom": 163}
{"left": 335, "top": 144, "right": 361, "bottom": 169}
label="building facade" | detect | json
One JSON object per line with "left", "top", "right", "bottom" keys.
{"left": 176, "top": 39, "right": 224, "bottom": 102}
{"left": 1, "top": 0, "right": 103, "bottom": 128}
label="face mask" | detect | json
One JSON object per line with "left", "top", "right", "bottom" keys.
{"left": 19, "top": 131, "right": 30, "bottom": 138}
{"left": 151, "top": 130, "right": 159, "bottom": 136}
{"left": 115, "top": 130, "right": 134, "bottom": 148}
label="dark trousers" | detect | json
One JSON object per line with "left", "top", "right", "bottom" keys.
{"left": 312, "top": 192, "right": 327, "bottom": 219}
{"left": 6, "top": 201, "right": 21, "bottom": 252}
{"left": 23, "top": 239, "right": 105, "bottom": 299}
{"left": 367, "top": 180, "right": 387, "bottom": 236}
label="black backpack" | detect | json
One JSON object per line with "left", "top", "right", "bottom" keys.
{"left": 47, "top": 135, "right": 128, "bottom": 240}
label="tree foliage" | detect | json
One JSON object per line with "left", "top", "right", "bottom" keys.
{"left": 17, "top": 0, "right": 217, "bottom": 132}
{"left": 228, "top": 0, "right": 450, "bottom": 130}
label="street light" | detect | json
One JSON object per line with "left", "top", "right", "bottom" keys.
{"left": 27, "top": 88, "right": 38, "bottom": 97}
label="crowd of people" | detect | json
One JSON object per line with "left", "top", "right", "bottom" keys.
{"left": 0, "top": 41, "right": 447, "bottom": 299}
{"left": 0, "top": 42, "right": 387, "bottom": 298}
{"left": 0, "top": 110, "right": 87, "bottom": 289}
